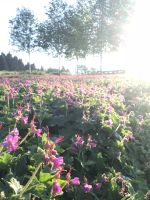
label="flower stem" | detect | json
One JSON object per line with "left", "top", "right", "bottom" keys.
{"left": 19, "top": 131, "right": 31, "bottom": 145}
{"left": 19, "top": 162, "right": 42, "bottom": 197}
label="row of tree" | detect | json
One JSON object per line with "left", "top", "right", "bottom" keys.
{"left": 9, "top": 0, "right": 134, "bottom": 72}
{"left": 46, "top": 66, "right": 70, "bottom": 74}
{"left": 0, "top": 52, "right": 36, "bottom": 71}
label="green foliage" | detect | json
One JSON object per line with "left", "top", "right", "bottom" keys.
{"left": 9, "top": 8, "right": 37, "bottom": 53}
{"left": 37, "top": 0, "right": 134, "bottom": 61}
{"left": 9, "top": 7, "right": 37, "bottom": 73}
{"left": 0, "top": 75, "right": 149, "bottom": 200}
{"left": 0, "top": 52, "right": 36, "bottom": 71}
{"left": 38, "top": 0, "right": 70, "bottom": 56}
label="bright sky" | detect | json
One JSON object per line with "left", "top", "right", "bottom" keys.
{"left": 0, "top": 0, "right": 150, "bottom": 78}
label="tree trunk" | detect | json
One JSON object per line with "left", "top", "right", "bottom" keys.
{"left": 58, "top": 54, "right": 61, "bottom": 75}
{"left": 76, "top": 55, "right": 79, "bottom": 74}
{"left": 28, "top": 51, "right": 31, "bottom": 74}
{"left": 100, "top": 50, "right": 103, "bottom": 72}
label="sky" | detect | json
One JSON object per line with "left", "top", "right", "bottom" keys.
{"left": 0, "top": 0, "right": 150, "bottom": 77}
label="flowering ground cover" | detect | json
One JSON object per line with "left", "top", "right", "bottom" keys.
{"left": 0, "top": 74, "right": 150, "bottom": 200}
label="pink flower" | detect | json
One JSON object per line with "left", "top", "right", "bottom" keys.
{"left": 10, "top": 128, "right": 19, "bottom": 136}
{"left": 53, "top": 157, "right": 64, "bottom": 168}
{"left": 71, "top": 134, "right": 85, "bottom": 153}
{"left": 26, "top": 103, "right": 30, "bottom": 112}
{"left": 25, "top": 80, "right": 31, "bottom": 87}
{"left": 2, "top": 128, "right": 19, "bottom": 152}
{"left": 104, "top": 119, "right": 113, "bottom": 126}
{"left": 30, "top": 119, "right": 42, "bottom": 137}
{"left": 122, "top": 137, "right": 128, "bottom": 143}
{"left": 51, "top": 181, "right": 62, "bottom": 194}
{"left": 37, "top": 87, "right": 43, "bottom": 95}
{"left": 35, "top": 129, "right": 42, "bottom": 137}
{"left": 123, "top": 134, "right": 136, "bottom": 143}
{"left": 127, "top": 134, "right": 135, "bottom": 141}
{"left": 22, "top": 116, "right": 28, "bottom": 124}
{"left": 55, "top": 136, "right": 64, "bottom": 144}
{"left": 95, "top": 182, "right": 102, "bottom": 190}
{"left": 71, "top": 177, "right": 80, "bottom": 185}
{"left": 108, "top": 105, "right": 113, "bottom": 112}
{"left": 116, "top": 176, "right": 123, "bottom": 183}
{"left": 87, "top": 134, "right": 97, "bottom": 149}
{"left": 83, "top": 183, "right": 92, "bottom": 193}
{"left": 74, "top": 134, "right": 85, "bottom": 147}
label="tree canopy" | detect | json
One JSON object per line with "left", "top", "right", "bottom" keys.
{"left": 9, "top": 7, "right": 37, "bottom": 72}
{"left": 9, "top": 0, "right": 134, "bottom": 71}
{"left": 0, "top": 52, "right": 36, "bottom": 71}
{"left": 37, "top": 0, "right": 134, "bottom": 59}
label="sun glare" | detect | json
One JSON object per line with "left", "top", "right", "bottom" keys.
{"left": 123, "top": 0, "right": 150, "bottom": 80}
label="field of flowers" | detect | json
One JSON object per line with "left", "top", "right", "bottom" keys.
{"left": 0, "top": 74, "right": 150, "bottom": 200}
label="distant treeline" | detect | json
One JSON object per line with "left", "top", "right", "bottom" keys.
{"left": 0, "top": 52, "right": 36, "bottom": 71}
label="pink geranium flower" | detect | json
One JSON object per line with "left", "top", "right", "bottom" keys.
{"left": 51, "top": 181, "right": 62, "bottom": 194}
{"left": 95, "top": 182, "right": 102, "bottom": 190}
{"left": 53, "top": 157, "right": 64, "bottom": 168}
{"left": 87, "top": 134, "right": 97, "bottom": 149}
{"left": 35, "top": 129, "right": 42, "bottom": 137}
{"left": 71, "top": 177, "right": 80, "bottom": 185}
{"left": 21, "top": 116, "right": 28, "bottom": 124}
{"left": 2, "top": 128, "right": 19, "bottom": 152}
{"left": 83, "top": 183, "right": 92, "bottom": 193}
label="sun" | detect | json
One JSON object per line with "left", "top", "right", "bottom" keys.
{"left": 122, "top": 0, "right": 150, "bottom": 80}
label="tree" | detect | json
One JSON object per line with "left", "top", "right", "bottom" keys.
{"left": 6, "top": 52, "right": 13, "bottom": 70}
{"left": 0, "top": 53, "right": 8, "bottom": 70}
{"left": 0, "top": 52, "right": 36, "bottom": 71}
{"left": 89, "top": 0, "right": 134, "bottom": 71}
{"left": 73, "top": 0, "right": 134, "bottom": 71}
{"left": 39, "top": 0, "right": 92, "bottom": 73}
{"left": 37, "top": 0, "right": 70, "bottom": 72}
{"left": 64, "top": 3, "right": 91, "bottom": 63}
{"left": 9, "top": 7, "right": 37, "bottom": 73}
{"left": 37, "top": 0, "right": 134, "bottom": 73}
{"left": 12, "top": 56, "right": 24, "bottom": 71}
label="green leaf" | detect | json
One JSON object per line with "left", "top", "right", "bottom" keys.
{"left": 0, "top": 191, "right": 6, "bottom": 199}
{"left": 111, "top": 178, "right": 117, "bottom": 191}
{"left": 116, "top": 140, "right": 124, "bottom": 148}
{"left": 127, "top": 182, "right": 135, "bottom": 195}
{"left": 84, "top": 160, "right": 96, "bottom": 166}
{"left": 25, "top": 184, "right": 48, "bottom": 200}
{"left": 0, "top": 152, "right": 12, "bottom": 169}
{"left": 7, "top": 178, "right": 23, "bottom": 195}
{"left": 41, "top": 133, "right": 47, "bottom": 144}
{"left": 57, "top": 179, "right": 67, "bottom": 190}
{"left": 91, "top": 192, "right": 100, "bottom": 200}
{"left": 57, "top": 179, "right": 67, "bottom": 186}
{"left": 55, "top": 145, "right": 65, "bottom": 154}
{"left": 39, "top": 172, "right": 54, "bottom": 183}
